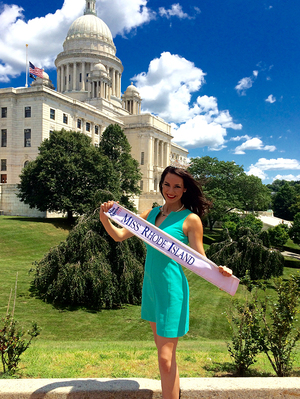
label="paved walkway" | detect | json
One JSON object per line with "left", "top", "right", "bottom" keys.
{"left": 282, "top": 251, "right": 300, "bottom": 260}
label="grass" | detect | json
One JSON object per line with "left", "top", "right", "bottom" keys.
{"left": 0, "top": 215, "right": 299, "bottom": 378}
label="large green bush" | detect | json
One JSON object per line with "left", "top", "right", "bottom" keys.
{"left": 206, "top": 227, "right": 284, "bottom": 280}
{"left": 32, "top": 206, "right": 146, "bottom": 310}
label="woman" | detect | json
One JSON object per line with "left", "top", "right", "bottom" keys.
{"left": 100, "top": 166, "right": 232, "bottom": 399}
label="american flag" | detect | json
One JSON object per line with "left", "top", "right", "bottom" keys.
{"left": 29, "top": 62, "right": 44, "bottom": 79}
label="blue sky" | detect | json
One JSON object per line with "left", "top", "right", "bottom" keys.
{"left": 1, "top": 0, "right": 300, "bottom": 183}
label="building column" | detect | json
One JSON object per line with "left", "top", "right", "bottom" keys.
{"left": 66, "top": 63, "right": 70, "bottom": 91}
{"left": 159, "top": 141, "right": 163, "bottom": 167}
{"left": 57, "top": 67, "right": 61, "bottom": 92}
{"left": 61, "top": 65, "right": 64, "bottom": 92}
{"left": 81, "top": 62, "right": 85, "bottom": 91}
{"left": 155, "top": 138, "right": 159, "bottom": 166}
{"left": 73, "top": 62, "right": 77, "bottom": 91}
{"left": 112, "top": 69, "right": 115, "bottom": 96}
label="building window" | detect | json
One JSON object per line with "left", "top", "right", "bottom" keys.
{"left": 77, "top": 119, "right": 82, "bottom": 129}
{"left": 79, "top": 73, "right": 82, "bottom": 83}
{"left": 1, "top": 107, "right": 7, "bottom": 118}
{"left": 24, "top": 129, "right": 31, "bottom": 147}
{"left": 1, "top": 159, "right": 7, "bottom": 171}
{"left": 141, "top": 151, "right": 145, "bottom": 165}
{"left": 63, "top": 113, "right": 68, "bottom": 124}
{"left": 1, "top": 129, "right": 7, "bottom": 147}
{"left": 95, "top": 125, "right": 99, "bottom": 135}
{"left": 140, "top": 180, "right": 144, "bottom": 191}
{"left": 86, "top": 122, "right": 90, "bottom": 132}
{"left": 50, "top": 108, "right": 55, "bottom": 120}
{"left": 49, "top": 130, "right": 54, "bottom": 136}
{"left": 25, "top": 106, "right": 31, "bottom": 118}
{"left": 24, "top": 161, "right": 29, "bottom": 168}
{"left": 1, "top": 174, "right": 7, "bottom": 183}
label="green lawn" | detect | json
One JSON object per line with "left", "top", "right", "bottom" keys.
{"left": 0, "top": 215, "right": 299, "bottom": 378}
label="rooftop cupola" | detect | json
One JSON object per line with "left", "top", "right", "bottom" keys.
{"left": 84, "top": 0, "right": 97, "bottom": 16}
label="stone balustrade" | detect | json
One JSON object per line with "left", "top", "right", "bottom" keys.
{"left": 0, "top": 377, "right": 300, "bottom": 398}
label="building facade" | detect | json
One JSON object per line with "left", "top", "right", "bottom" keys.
{"left": 0, "top": 0, "right": 188, "bottom": 215}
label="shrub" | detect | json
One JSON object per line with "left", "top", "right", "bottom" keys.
{"left": 268, "top": 224, "right": 289, "bottom": 248}
{"left": 207, "top": 227, "right": 284, "bottom": 280}
{"left": 259, "top": 275, "right": 300, "bottom": 376}
{"left": 0, "top": 315, "right": 40, "bottom": 374}
{"left": 33, "top": 206, "right": 146, "bottom": 310}
{"left": 226, "top": 291, "right": 262, "bottom": 376}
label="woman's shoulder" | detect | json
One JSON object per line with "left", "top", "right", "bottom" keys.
{"left": 139, "top": 207, "right": 158, "bottom": 220}
{"left": 185, "top": 211, "right": 203, "bottom": 228}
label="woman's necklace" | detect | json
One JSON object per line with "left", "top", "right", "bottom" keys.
{"left": 160, "top": 203, "right": 184, "bottom": 217}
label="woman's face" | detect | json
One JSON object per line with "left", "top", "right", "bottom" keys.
{"left": 162, "top": 173, "right": 186, "bottom": 204}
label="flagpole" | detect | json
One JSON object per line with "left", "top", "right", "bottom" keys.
{"left": 25, "top": 44, "right": 28, "bottom": 88}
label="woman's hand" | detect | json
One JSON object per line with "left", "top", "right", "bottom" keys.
{"left": 218, "top": 265, "right": 232, "bottom": 277}
{"left": 99, "top": 201, "right": 117, "bottom": 223}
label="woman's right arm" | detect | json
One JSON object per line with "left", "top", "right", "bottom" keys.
{"left": 100, "top": 201, "right": 151, "bottom": 242}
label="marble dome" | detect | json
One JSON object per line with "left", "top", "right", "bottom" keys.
{"left": 125, "top": 83, "right": 140, "bottom": 94}
{"left": 64, "top": 14, "right": 115, "bottom": 50}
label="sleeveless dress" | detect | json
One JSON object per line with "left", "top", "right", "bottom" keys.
{"left": 141, "top": 207, "right": 192, "bottom": 338}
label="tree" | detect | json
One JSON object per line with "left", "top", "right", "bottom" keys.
{"left": 268, "top": 224, "right": 289, "bottom": 248}
{"left": 206, "top": 227, "right": 284, "bottom": 281}
{"left": 272, "top": 182, "right": 296, "bottom": 221}
{"left": 100, "top": 124, "right": 142, "bottom": 209}
{"left": 188, "top": 156, "right": 244, "bottom": 230}
{"left": 235, "top": 174, "right": 271, "bottom": 212}
{"left": 289, "top": 212, "right": 300, "bottom": 245}
{"left": 33, "top": 204, "right": 146, "bottom": 310}
{"left": 223, "top": 213, "right": 263, "bottom": 239}
{"left": 18, "top": 130, "right": 120, "bottom": 221}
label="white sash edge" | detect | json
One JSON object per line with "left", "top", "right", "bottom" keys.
{"left": 104, "top": 202, "right": 240, "bottom": 296}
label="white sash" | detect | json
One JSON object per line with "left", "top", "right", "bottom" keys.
{"left": 105, "top": 203, "right": 240, "bottom": 296}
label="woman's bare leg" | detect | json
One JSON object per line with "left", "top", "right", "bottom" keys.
{"left": 150, "top": 322, "right": 180, "bottom": 399}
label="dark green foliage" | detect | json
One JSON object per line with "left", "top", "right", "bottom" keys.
{"left": 188, "top": 156, "right": 270, "bottom": 230}
{"left": 0, "top": 315, "right": 40, "bottom": 374}
{"left": 206, "top": 227, "right": 284, "bottom": 280}
{"left": 227, "top": 276, "right": 300, "bottom": 377}
{"left": 223, "top": 213, "right": 263, "bottom": 239}
{"left": 289, "top": 212, "right": 300, "bottom": 245}
{"left": 272, "top": 182, "right": 296, "bottom": 221}
{"left": 33, "top": 206, "right": 146, "bottom": 309}
{"left": 226, "top": 293, "right": 262, "bottom": 376}
{"left": 18, "top": 130, "right": 120, "bottom": 220}
{"left": 100, "top": 124, "right": 142, "bottom": 208}
{"left": 259, "top": 276, "right": 300, "bottom": 376}
{"left": 268, "top": 224, "right": 290, "bottom": 248}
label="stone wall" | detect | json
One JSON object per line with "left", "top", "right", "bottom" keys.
{"left": 0, "top": 377, "right": 300, "bottom": 399}
{"left": 0, "top": 183, "right": 46, "bottom": 217}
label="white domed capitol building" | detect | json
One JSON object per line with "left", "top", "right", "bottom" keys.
{"left": 0, "top": 0, "right": 188, "bottom": 216}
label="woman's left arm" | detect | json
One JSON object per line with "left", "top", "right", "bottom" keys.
{"left": 184, "top": 213, "right": 232, "bottom": 277}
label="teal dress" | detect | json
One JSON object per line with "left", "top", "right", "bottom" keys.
{"left": 141, "top": 207, "right": 192, "bottom": 338}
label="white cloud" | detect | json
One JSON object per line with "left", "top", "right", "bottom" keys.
{"left": 0, "top": 0, "right": 84, "bottom": 82}
{"left": 230, "top": 135, "right": 251, "bottom": 142}
{"left": 273, "top": 174, "right": 300, "bottom": 182}
{"left": 98, "top": 0, "right": 155, "bottom": 36}
{"left": 171, "top": 117, "right": 227, "bottom": 150}
{"left": 265, "top": 94, "right": 276, "bottom": 103}
{"left": 247, "top": 158, "right": 300, "bottom": 181}
{"left": 234, "top": 138, "right": 276, "bottom": 154}
{"left": 133, "top": 52, "right": 242, "bottom": 149}
{"left": 247, "top": 166, "right": 268, "bottom": 180}
{"left": 0, "top": 0, "right": 156, "bottom": 82}
{"left": 235, "top": 70, "right": 258, "bottom": 95}
{"left": 252, "top": 158, "right": 300, "bottom": 171}
{"left": 159, "top": 4, "right": 194, "bottom": 19}
{"left": 133, "top": 52, "right": 206, "bottom": 122}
